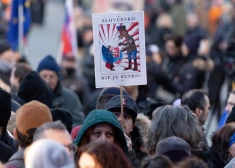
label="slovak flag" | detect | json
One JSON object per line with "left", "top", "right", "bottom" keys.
{"left": 60, "top": 0, "right": 78, "bottom": 58}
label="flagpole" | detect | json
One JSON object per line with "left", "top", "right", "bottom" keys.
{"left": 57, "top": 41, "right": 63, "bottom": 64}
{"left": 18, "top": 3, "right": 24, "bottom": 56}
{"left": 70, "top": 0, "right": 78, "bottom": 59}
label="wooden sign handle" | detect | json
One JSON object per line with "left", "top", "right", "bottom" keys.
{"left": 120, "top": 85, "right": 125, "bottom": 130}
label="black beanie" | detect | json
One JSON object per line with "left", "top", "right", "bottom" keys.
{"left": 0, "top": 89, "right": 11, "bottom": 127}
{"left": 0, "top": 41, "right": 11, "bottom": 55}
{"left": 50, "top": 108, "right": 73, "bottom": 133}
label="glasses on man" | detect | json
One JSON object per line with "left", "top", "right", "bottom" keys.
{"left": 64, "top": 144, "right": 77, "bottom": 153}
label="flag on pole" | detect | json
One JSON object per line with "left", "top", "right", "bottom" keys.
{"left": 7, "top": 0, "right": 31, "bottom": 52}
{"left": 60, "top": 0, "right": 78, "bottom": 58}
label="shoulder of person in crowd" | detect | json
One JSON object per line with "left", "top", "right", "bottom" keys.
{"left": 192, "top": 55, "right": 215, "bottom": 72}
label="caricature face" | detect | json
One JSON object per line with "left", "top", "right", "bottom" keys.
{"left": 118, "top": 30, "right": 124, "bottom": 39}
{"left": 118, "top": 29, "right": 128, "bottom": 39}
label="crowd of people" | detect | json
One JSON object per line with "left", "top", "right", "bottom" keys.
{"left": 0, "top": 0, "right": 235, "bottom": 168}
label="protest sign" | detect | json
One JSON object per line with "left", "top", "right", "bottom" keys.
{"left": 92, "top": 11, "right": 146, "bottom": 88}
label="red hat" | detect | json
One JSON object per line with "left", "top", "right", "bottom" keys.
{"left": 71, "top": 125, "right": 82, "bottom": 139}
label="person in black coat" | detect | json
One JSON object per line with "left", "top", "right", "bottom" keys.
{"left": 156, "top": 35, "right": 213, "bottom": 98}
{"left": 159, "top": 35, "right": 194, "bottom": 97}
{"left": 18, "top": 71, "right": 53, "bottom": 108}
{"left": 0, "top": 89, "right": 17, "bottom": 163}
{"left": 61, "top": 56, "right": 91, "bottom": 114}
{"left": 185, "top": 13, "right": 206, "bottom": 59}
{"left": 145, "top": 46, "right": 167, "bottom": 101}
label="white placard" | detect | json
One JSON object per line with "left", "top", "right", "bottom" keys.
{"left": 92, "top": 11, "right": 147, "bottom": 88}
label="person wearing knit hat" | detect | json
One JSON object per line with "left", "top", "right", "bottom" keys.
{"left": 37, "top": 55, "right": 61, "bottom": 78}
{"left": 74, "top": 109, "right": 139, "bottom": 167}
{"left": 5, "top": 100, "right": 53, "bottom": 168}
{"left": 51, "top": 108, "right": 73, "bottom": 133}
{"left": 105, "top": 95, "right": 138, "bottom": 137}
{"left": 0, "top": 88, "right": 17, "bottom": 163}
{"left": 0, "top": 41, "right": 16, "bottom": 85}
{"left": 37, "top": 55, "right": 84, "bottom": 127}
{"left": 18, "top": 71, "right": 53, "bottom": 108}
{"left": 25, "top": 139, "right": 75, "bottom": 168}
{"left": 156, "top": 136, "right": 191, "bottom": 163}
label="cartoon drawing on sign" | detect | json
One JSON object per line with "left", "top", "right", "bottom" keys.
{"left": 99, "top": 22, "right": 140, "bottom": 73}
{"left": 93, "top": 11, "right": 146, "bottom": 88}
{"left": 117, "top": 25, "right": 138, "bottom": 71}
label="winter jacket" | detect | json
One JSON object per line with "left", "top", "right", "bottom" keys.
{"left": 161, "top": 55, "right": 214, "bottom": 97}
{"left": 81, "top": 55, "right": 95, "bottom": 91}
{"left": 62, "top": 71, "right": 91, "bottom": 114}
{"left": 165, "top": 62, "right": 203, "bottom": 95}
{"left": 74, "top": 110, "right": 139, "bottom": 167}
{"left": 128, "top": 150, "right": 139, "bottom": 168}
{"left": 5, "top": 149, "right": 25, "bottom": 168}
{"left": 146, "top": 61, "right": 168, "bottom": 100}
{"left": 131, "top": 114, "right": 151, "bottom": 161}
{"left": 11, "top": 94, "right": 25, "bottom": 106}
{"left": 136, "top": 85, "right": 157, "bottom": 114}
{"left": 191, "top": 146, "right": 211, "bottom": 167}
{"left": 0, "top": 129, "right": 17, "bottom": 163}
{"left": 52, "top": 82, "right": 84, "bottom": 127}
{"left": 18, "top": 71, "right": 53, "bottom": 108}
{"left": 185, "top": 26, "right": 206, "bottom": 57}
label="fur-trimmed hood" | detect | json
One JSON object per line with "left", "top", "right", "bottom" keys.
{"left": 135, "top": 114, "right": 151, "bottom": 140}
{"left": 131, "top": 114, "right": 151, "bottom": 152}
{"left": 192, "top": 57, "right": 214, "bottom": 72}
{"left": 145, "top": 119, "right": 158, "bottom": 155}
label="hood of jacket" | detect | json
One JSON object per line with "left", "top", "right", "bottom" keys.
{"left": 18, "top": 71, "right": 53, "bottom": 108}
{"left": 135, "top": 114, "right": 151, "bottom": 138}
{"left": 192, "top": 56, "right": 215, "bottom": 72}
{"left": 74, "top": 109, "right": 128, "bottom": 154}
{"left": 131, "top": 114, "right": 151, "bottom": 152}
